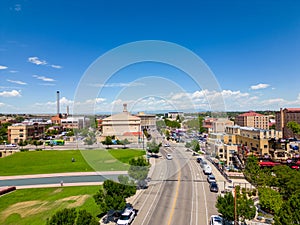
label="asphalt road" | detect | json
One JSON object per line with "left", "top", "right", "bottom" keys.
{"left": 131, "top": 143, "right": 220, "bottom": 225}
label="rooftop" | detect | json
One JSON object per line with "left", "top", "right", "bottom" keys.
{"left": 238, "top": 111, "right": 264, "bottom": 117}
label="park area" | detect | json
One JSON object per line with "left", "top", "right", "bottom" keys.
{"left": 0, "top": 186, "right": 101, "bottom": 225}
{"left": 0, "top": 149, "right": 147, "bottom": 224}
{"left": 0, "top": 149, "right": 146, "bottom": 176}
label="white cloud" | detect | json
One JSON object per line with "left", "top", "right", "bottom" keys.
{"left": 7, "top": 79, "right": 27, "bottom": 85}
{"left": 9, "top": 70, "right": 18, "bottom": 73}
{"left": 0, "top": 90, "right": 21, "bottom": 97}
{"left": 35, "top": 97, "right": 74, "bottom": 108}
{"left": 250, "top": 83, "right": 270, "bottom": 90}
{"left": 85, "top": 98, "right": 106, "bottom": 104}
{"left": 0, "top": 102, "right": 5, "bottom": 107}
{"left": 0, "top": 65, "right": 8, "bottom": 70}
{"left": 33, "top": 75, "right": 55, "bottom": 82}
{"left": 28, "top": 57, "right": 47, "bottom": 65}
{"left": 92, "top": 82, "right": 144, "bottom": 88}
{"left": 51, "top": 65, "right": 62, "bottom": 69}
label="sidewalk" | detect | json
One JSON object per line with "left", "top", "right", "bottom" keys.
{"left": 0, "top": 171, "right": 128, "bottom": 180}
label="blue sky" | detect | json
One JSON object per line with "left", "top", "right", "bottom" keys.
{"left": 0, "top": 0, "right": 300, "bottom": 114}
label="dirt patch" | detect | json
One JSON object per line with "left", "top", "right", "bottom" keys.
{"left": 0, "top": 200, "right": 50, "bottom": 221}
{"left": 104, "top": 159, "right": 117, "bottom": 163}
{"left": 56, "top": 195, "right": 90, "bottom": 208}
{"left": 52, "top": 188, "right": 63, "bottom": 194}
{"left": 0, "top": 195, "right": 90, "bottom": 222}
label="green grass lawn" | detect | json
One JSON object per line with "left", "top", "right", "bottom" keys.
{"left": 0, "top": 186, "right": 101, "bottom": 225}
{"left": 0, "top": 149, "right": 146, "bottom": 176}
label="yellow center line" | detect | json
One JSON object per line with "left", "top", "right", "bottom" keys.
{"left": 167, "top": 162, "right": 182, "bottom": 225}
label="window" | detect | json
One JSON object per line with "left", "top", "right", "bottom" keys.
{"left": 264, "top": 145, "right": 268, "bottom": 148}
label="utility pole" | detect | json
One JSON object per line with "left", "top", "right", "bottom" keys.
{"left": 234, "top": 185, "right": 237, "bottom": 225}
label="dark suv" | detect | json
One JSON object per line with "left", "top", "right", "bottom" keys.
{"left": 210, "top": 182, "right": 219, "bottom": 193}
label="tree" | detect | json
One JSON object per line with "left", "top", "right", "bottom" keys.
{"left": 76, "top": 209, "right": 99, "bottom": 225}
{"left": 165, "top": 130, "right": 170, "bottom": 139}
{"left": 0, "top": 122, "right": 11, "bottom": 144}
{"left": 93, "top": 180, "right": 136, "bottom": 213}
{"left": 198, "top": 116, "right": 206, "bottom": 133}
{"left": 287, "top": 121, "right": 300, "bottom": 137}
{"left": 120, "top": 138, "right": 130, "bottom": 148}
{"left": 216, "top": 187, "right": 255, "bottom": 223}
{"left": 128, "top": 157, "right": 150, "bottom": 181}
{"left": 235, "top": 186, "right": 256, "bottom": 222}
{"left": 118, "top": 175, "right": 135, "bottom": 186}
{"left": 193, "top": 142, "right": 200, "bottom": 152}
{"left": 275, "top": 192, "right": 300, "bottom": 225}
{"left": 46, "top": 208, "right": 77, "bottom": 225}
{"left": 31, "top": 140, "right": 43, "bottom": 149}
{"left": 164, "top": 119, "right": 181, "bottom": 128}
{"left": 101, "top": 136, "right": 113, "bottom": 148}
{"left": 272, "top": 165, "right": 300, "bottom": 200}
{"left": 216, "top": 192, "right": 235, "bottom": 221}
{"left": 46, "top": 208, "right": 98, "bottom": 225}
{"left": 83, "top": 130, "right": 97, "bottom": 145}
{"left": 258, "top": 187, "right": 283, "bottom": 215}
{"left": 186, "top": 139, "right": 200, "bottom": 152}
{"left": 146, "top": 140, "right": 161, "bottom": 155}
{"left": 18, "top": 139, "right": 28, "bottom": 149}
{"left": 243, "top": 155, "right": 261, "bottom": 186}
{"left": 176, "top": 114, "right": 182, "bottom": 123}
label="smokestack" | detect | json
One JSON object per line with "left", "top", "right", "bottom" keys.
{"left": 123, "top": 103, "right": 127, "bottom": 112}
{"left": 57, "top": 91, "right": 60, "bottom": 115}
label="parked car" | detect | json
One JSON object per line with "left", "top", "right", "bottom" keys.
{"left": 204, "top": 165, "right": 212, "bottom": 175}
{"left": 196, "top": 157, "right": 203, "bottom": 163}
{"left": 200, "top": 160, "right": 208, "bottom": 168}
{"left": 164, "top": 143, "right": 170, "bottom": 147}
{"left": 207, "top": 174, "right": 216, "bottom": 183}
{"left": 5, "top": 143, "right": 17, "bottom": 147}
{"left": 210, "top": 215, "right": 223, "bottom": 225}
{"left": 166, "top": 153, "right": 172, "bottom": 160}
{"left": 117, "top": 205, "right": 136, "bottom": 225}
{"left": 210, "top": 182, "right": 219, "bottom": 193}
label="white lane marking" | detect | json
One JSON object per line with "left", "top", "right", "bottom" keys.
{"left": 139, "top": 162, "right": 166, "bottom": 225}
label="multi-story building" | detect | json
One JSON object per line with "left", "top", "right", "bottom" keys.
{"left": 235, "top": 111, "right": 269, "bottom": 130}
{"left": 203, "top": 117, "right": 216, "bottom": 133}
{"left": 206, "top": 132, "right": 238, "bottom": 166}
{"left": 275, "top": 108, "right": 300, "bottom": 138}
{"left": 166, "top": 111, "right": 184, "bottom": 120}
{"left": 226, "top": 125, "right": 282, "bottom": 158}
{"left": 61, "top": 116, "right": 90, "bottom": 130}
{"left": 7, "top": 123, "right": 45, "bottom": 144}
{"left": 135, "top": 112, "right": 156, "bottom": 130}
{"left": 211, "top": 118, "right": 234, "bottom": 133}
{"left": 101, "top": 104, "right": 142, "bottom": 143}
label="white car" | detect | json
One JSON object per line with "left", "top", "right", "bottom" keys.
{"left": 117, "top": 207, "right": 136, "bottom": 225}
{"left": 207, "top": 174, "right": 216, "bottom": 183}
{"left": 166, "top": 153, "right": 173, "bottom": 160}
{"left": 164, "top": 143, "right": 170, "bottom": 147}
{"left": 203, "top": 165, "right": 212, "bottom": 175}
{"left": 210, "top": 215, "right": 223, "bottom": 225}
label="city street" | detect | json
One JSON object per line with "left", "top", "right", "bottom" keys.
{"left": 131, "top": 143, "right": 221, "bottom": 225}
